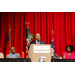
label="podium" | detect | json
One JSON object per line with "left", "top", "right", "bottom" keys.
{"left": 29, "top": 44, "right": 51, "bottom": 62}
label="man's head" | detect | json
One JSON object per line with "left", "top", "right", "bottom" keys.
{"left": 35, "top": 33, "right": 41, "bottom": 41}
{"left": 10, "top": 47, "right": 15, "bottom": 54}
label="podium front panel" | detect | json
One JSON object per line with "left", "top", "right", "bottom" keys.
{"left": 29, "top": 44, "right": 51, "bottom": 62}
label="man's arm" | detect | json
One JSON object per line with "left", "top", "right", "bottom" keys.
{"left": 52, "top": 54, "right": 59, "bottom": 59}
{"left": 18, "top": 54, "right": 21, "bottom": 58}
{"left": 44, "top": 42, "right": 45, "bottom": 44}
{"left": 55, "top": 54, "right": 59, "bottom": 59}
{"left": 42, "top": 41, "right": 45, "bottom": 44}
{"left": 27, "top": 39, "right": 31, "bottom": 49}
{"left": 6, "top": 55, "right": 9, "bottom": 58}
{"left": 28, "top": 41, "right": 34, "bottom": 49}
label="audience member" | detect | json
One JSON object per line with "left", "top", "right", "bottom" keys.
{"left": 0, "top": 48, "right": 4, "bottom": 58}
{"left": 6, "top": 47, "right": 21, "bottom": 58}
{"left": 51, "top": 46, "right": 59, "bottom": 59}
{"left": 62, "top": 45, "right": 75, "bottom": 59}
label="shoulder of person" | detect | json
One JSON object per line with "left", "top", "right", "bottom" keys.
{"left": 54, "top": 53, "right": 59, "bottom": 59}
{"left": 15, "top": 53, "right": 20, "bottom": 55}
{"left": 7, "top": 53, "right": 11, "bottom": 56}
{"left": 41, "top": 40, "right": 45, "bottom": 43}
{"left": 6, "top": 53, "right": 11, "bottom": 57}
{"left": 0, "top": 52, "right": 4, "bottom": 56}
{"left": 15, "top": 53, "right": 21, "bottom": 58}
{"left": 31, "top": 40, "right": 36, "bottom": 44}
{"left": 54, "top": 53, "right": 58, "bottom": 57}
{"left": 0, "top": 52, "right": 3, "bottom": 54}
{"left": 72, "top": 52, "right": 75, "bottom": 55}
{"left": 62, "top": 52, "right": 67, "bottom": 55}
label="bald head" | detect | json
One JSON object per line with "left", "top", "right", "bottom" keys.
{"left": 10, "top": 47, "right": 15, "bottom": 54}
{"left": 35, "top": 33, "right": 41, "bottom": 41}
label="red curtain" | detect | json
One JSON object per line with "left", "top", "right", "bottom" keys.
{"left": 0, "top": 12, "right": 75, "bottom": 58}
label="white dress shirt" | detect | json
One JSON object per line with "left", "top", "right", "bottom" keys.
{"left": 36, "top": 40, "right": 40, "bottom": 44}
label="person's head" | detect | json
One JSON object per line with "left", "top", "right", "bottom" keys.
{"left": 10, "top": 47, "right": 15, "bottom": 53}
{"left": 35, "top": 33, "right": 41, "bottom": 41}
{"left": 66, "top": 45, "right": 74, "bottom": 52}
{"left": 51, "top": 46, "right": 55, "bottom": 53}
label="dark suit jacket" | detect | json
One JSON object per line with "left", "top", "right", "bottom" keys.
{"left": 30, "top": 40, "right": 45, "bottom": 44}
{"left": 28, "top": 40, "right": 45, "bottom": 49}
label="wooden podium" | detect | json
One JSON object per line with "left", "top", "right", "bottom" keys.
{"left": 29, "top": 44, "right": 51, "bottom": 62}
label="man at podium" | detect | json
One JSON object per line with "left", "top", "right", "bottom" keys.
{"left": 27, "top": 33, "right": 45, "bottom": 49}
{"left": 28, "top": 33, "right": 51, "bottom": 62}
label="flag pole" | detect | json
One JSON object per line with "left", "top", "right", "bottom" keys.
{"left": 25, "top": 22, "right": 30, "bottom": 58}
{"left": 9, "top": 25, "right": 11, "bottom": 48}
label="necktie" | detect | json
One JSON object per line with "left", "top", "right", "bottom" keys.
{"left": 37, "top": 40, "right": 39, "bottom": 44}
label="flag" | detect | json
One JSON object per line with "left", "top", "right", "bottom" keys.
{"left": 9, "top": 26, "right": 11, "bottom": 48}
{"left": 26, "top": 25, "right": 34, "bottom": 58}
{"left": 5, "top": 35, "right": 10, "bottom": 58}
{"left": 6, "top": 26, "right": 11, "bottom": 57}
{"left": 51, "top": 27, "right": 55, "bottom": 49}
{"left": 26, "top": 25, "right": 30, "bottom": 58}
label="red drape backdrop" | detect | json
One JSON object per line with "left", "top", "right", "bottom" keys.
{"left": 0, "top": 12, "right": 75, "bottom": 58}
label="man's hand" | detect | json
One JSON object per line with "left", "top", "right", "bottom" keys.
{"left": 27, "top": 39, "right": 30, "bottom": 45}
{"left": 51, "top": 53, "right": 54, "bottom": 56}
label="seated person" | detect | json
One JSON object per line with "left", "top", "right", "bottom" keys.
{"left": 51, "top": 46, "right": 59, "bottom": 59}
{"left": 0, "top": 48, "right": 4, "bottom": 58}
{"left": 6, "top": 47, "right": 21, "bottom": 58}
{"left": 62, "top": 45, "right": 75, "bottom": 59}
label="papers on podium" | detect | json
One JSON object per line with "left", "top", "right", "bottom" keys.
{"left": 39, "top": 56, "right": 46, "bottom": 62}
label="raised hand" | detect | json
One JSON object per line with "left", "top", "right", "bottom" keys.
{"left": 27, "top": 39, "right": 30, "bottom": 45}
